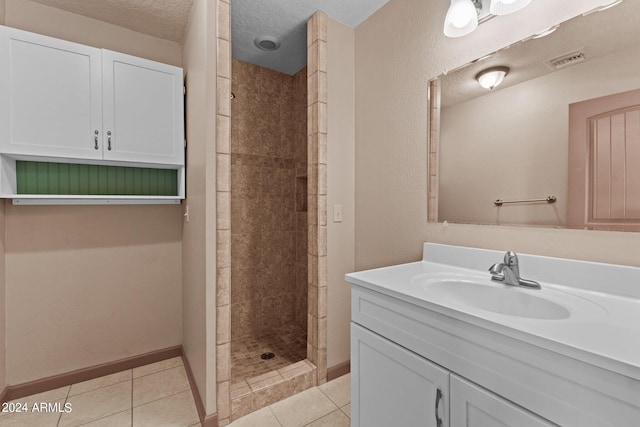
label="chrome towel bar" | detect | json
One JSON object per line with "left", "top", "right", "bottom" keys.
{"left": 494, "top": 196, "right": 556, "bottom": 206}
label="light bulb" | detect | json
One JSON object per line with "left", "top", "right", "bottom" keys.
{"left": 444, "top": 0, "right": 478, "bottom": 37}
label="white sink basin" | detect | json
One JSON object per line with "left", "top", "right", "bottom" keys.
{"left": 426, "top": 279, "right": 570, "bottom": 320}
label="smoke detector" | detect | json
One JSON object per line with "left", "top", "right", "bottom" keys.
{"left": 254, "top": 36, "right": 280, "bottom": 51}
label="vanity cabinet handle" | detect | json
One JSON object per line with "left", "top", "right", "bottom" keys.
{"left": 107, "top": 131, "right": 112, "bottom": 151}
{"left": 435, "top": 388, "right": 443, "bottom": 427}
{"left": 94, "top": 130, "right": 99, "bottom": 150}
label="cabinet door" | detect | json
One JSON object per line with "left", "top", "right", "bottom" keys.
{"left": 0, "top": 26, "right": 102, "bottom": 159}
{"left": 450, "top": 375, "right": 555, "bottom": 427}
{"left": 102, "top": 50, "right": 184, "bottom": 165}
{"left": 352, "top": 323, "right": 449, "bottom": 427}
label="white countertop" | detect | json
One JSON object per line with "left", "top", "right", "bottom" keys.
{"left": 346, "top": 243, "right": 640, "bottom": 381}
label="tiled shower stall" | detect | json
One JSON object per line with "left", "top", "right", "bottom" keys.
{"left": 216, "top": 11, "right": 328, "bottom": 424}
{"left": 228, "top": 59, "right": 311, "bottom": 420}
{"left": 231, "top": 60, "right": 307, "bottom": 374}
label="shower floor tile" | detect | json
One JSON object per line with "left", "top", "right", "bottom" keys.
{"left": 231, "top": 324, "right": 307, "bottom": 385}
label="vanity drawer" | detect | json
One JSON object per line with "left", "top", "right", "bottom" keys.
{"left": 351, "top": 284, "right": 640, "bottom": 427}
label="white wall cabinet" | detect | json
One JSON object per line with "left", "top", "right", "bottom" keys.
{"left": 0, "top": 26, "right": 103, "bottom": 160}
{"left": 0, "top": 26, "right": 184, "bottom": 166}
{"left": 102, "top": 50, "right": 183, "bottom": 165}
{"left": 0, "top": 25, "right": 184, "bottom": 203}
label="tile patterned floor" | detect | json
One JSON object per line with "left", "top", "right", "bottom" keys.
{"left": 231, "top": 325, "right": 307, "bottom": 386}
{"left": 0, "top": 357, "right": 200, "bottom": 427}
{"left": 228, "top": 373, "right": 351, "bottom": 427}
{"left": 0, "top": 356, "right": 350, "bottom": 427}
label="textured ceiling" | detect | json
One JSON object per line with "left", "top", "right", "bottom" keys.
{"left": 28, "top": 0, "right": 194, "bottom": 42}
{"left": 440, "top": 0, "right": 639, "bottom": 107}
{"left": 29, "top": 0, "right": 390, "bottom": 76}
{"left": 232, "top": 0, "right": 390, "bottom": 75}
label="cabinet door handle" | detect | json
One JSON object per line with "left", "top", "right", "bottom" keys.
{"left": 94, "top": 130, "right": 99, "bottom": 150}
{"left": 435, "top": 388, "right": 443, "bottom": 427}
{"left": 107, "top": 131, "right": 112, "bottom": 151}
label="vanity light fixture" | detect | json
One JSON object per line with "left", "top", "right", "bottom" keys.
{"left": 443, "top": 0, "right": 479, "bottom": 38}
{"left": 489, "top": 0, "right": 532, "bottom": 16}
{"left": 444, "top": 0, "right": 533, "bottom": 38}
{"left": 476, "top": 66, "right": 510, "bottom": 90}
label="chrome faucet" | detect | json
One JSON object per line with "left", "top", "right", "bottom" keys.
{"left": 489, "top": 251, "right": 541, "bottom": 289}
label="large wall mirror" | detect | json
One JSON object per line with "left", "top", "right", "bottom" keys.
{"left": 431, "top": 0, "right": 640, "bottom": 231}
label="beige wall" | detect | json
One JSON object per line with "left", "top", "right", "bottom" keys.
{"left": 4, "top": 0, "right": 181, "bottom": 66}
{"left": 5, "top": 205, "right": 182, "bottom": 384}
{"left": 2, "top": 0, "right": 183, "bottom": 385}
{"left": 353, "top": 0, "right": 638, "bottom": 271}
{"left": 181, "top": 0, "right": 218, "bottom": 414}
{"left": 0, "top": 0, "right": 5, "bottom": 25}
{"left": 326, "top": 18, "right": 355, "bottom": 368}
{"left": 440, "top": 44, "right": 640, "bottom": 227}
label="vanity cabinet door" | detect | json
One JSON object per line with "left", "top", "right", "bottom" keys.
{"left": 0, "top": 26, "right": 103, "bottom": 159}
{"left": 450, "top": 375, "right": 555, "bottom": 427}
{"left": 352, "top": 323, "right": 449, "bottom": 427}
{"left": 102, "top": 49, "right": 184, "bottom": 166}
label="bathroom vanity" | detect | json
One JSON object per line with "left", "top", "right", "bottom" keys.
{"left": 346, "top": 243, "right": 640, "bottom": 427}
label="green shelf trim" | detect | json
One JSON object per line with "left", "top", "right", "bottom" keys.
{"left": 16, "top": 161, "right": 178, "bottom": 196}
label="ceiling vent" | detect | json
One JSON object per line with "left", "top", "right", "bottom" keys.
{"left": 544, "top": 50, "right": 586, "bottom": 70}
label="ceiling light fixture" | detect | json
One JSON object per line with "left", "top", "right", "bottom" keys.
{"left": 489, "top": 0, "right": 532, "bottom": 16}
{"left": 443, "top": 0, "right": 479, "bottom": 38}
{"left": 476, "top": 66, "right": 510, "bottom": 90}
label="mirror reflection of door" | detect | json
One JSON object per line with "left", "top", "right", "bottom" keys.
{"left": 568, "top": 88, "right": 640, "bottom": 231}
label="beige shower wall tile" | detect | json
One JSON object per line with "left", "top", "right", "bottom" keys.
{"left": 318, "top": 317, "right": 327, "bottom": 350}
{"left": 217, "top": 342, "right": 231, "bottom": 382}
{"left": 307, "top": 134, "right": 318, "bottom": 165}
{"left": 217, "top": 38, "right": 231, "bottom": 79}
{"left": 317, "top": 101, "right": 327, "bottom": 135}
{"left": 318, "top": 226, "right": 327, "bottom": 256}
{"left": 318, "top": 256, "right": 327, "bottom": 287}
{"left": 308, "top": 165, "right": 318, "bottom": 195}
{"left": 218, "top": 380, "right": 231, "bottom": 420}
{"left": 217, "top": 153, "right": 231, "bottom": 192}
{"left": 318, "top": 284, "right": 327, "bottom": 318}
{"left": 318, "top": 133, "right": 327, "bottom": 165}
{"left": 217, "top": 266, "right": 231, "bottom": 306}
{"left": 217, "top": 77, "right": 231, "bottom": 117}
{"left": 217, "top": 191, "right": 231, "bottom": 230}
{"left": 308, "top": 254, "right": 318, "bottom": 286}
{"left": 217, "top": 0, "right": 230, "bottom": 41}
{"left": 217, "top": 114, "right": 231, "bottom": 154}
{"left": 217, "top": 304, "right": 231, "bottom": 345}
{"left": 318, "top": 164, "right": 327, "bottom": 195}
{"left": 217, "top": 229, "right": 231, "bottom": 268}
{"left": 308, "top": 103, "right": 318, "bottom": 135}
{"left": 308, "top": 71, "right": 327, "bottom": 104}
{"left": 317, "top": 195, "right": 327, "bottom": 226}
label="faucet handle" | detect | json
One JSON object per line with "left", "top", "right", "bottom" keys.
{"left": 488, "top": 262, "right": 503, "bottom": 274}
{"left": 504, "top": 251, "right": 518, "bottom": 266}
